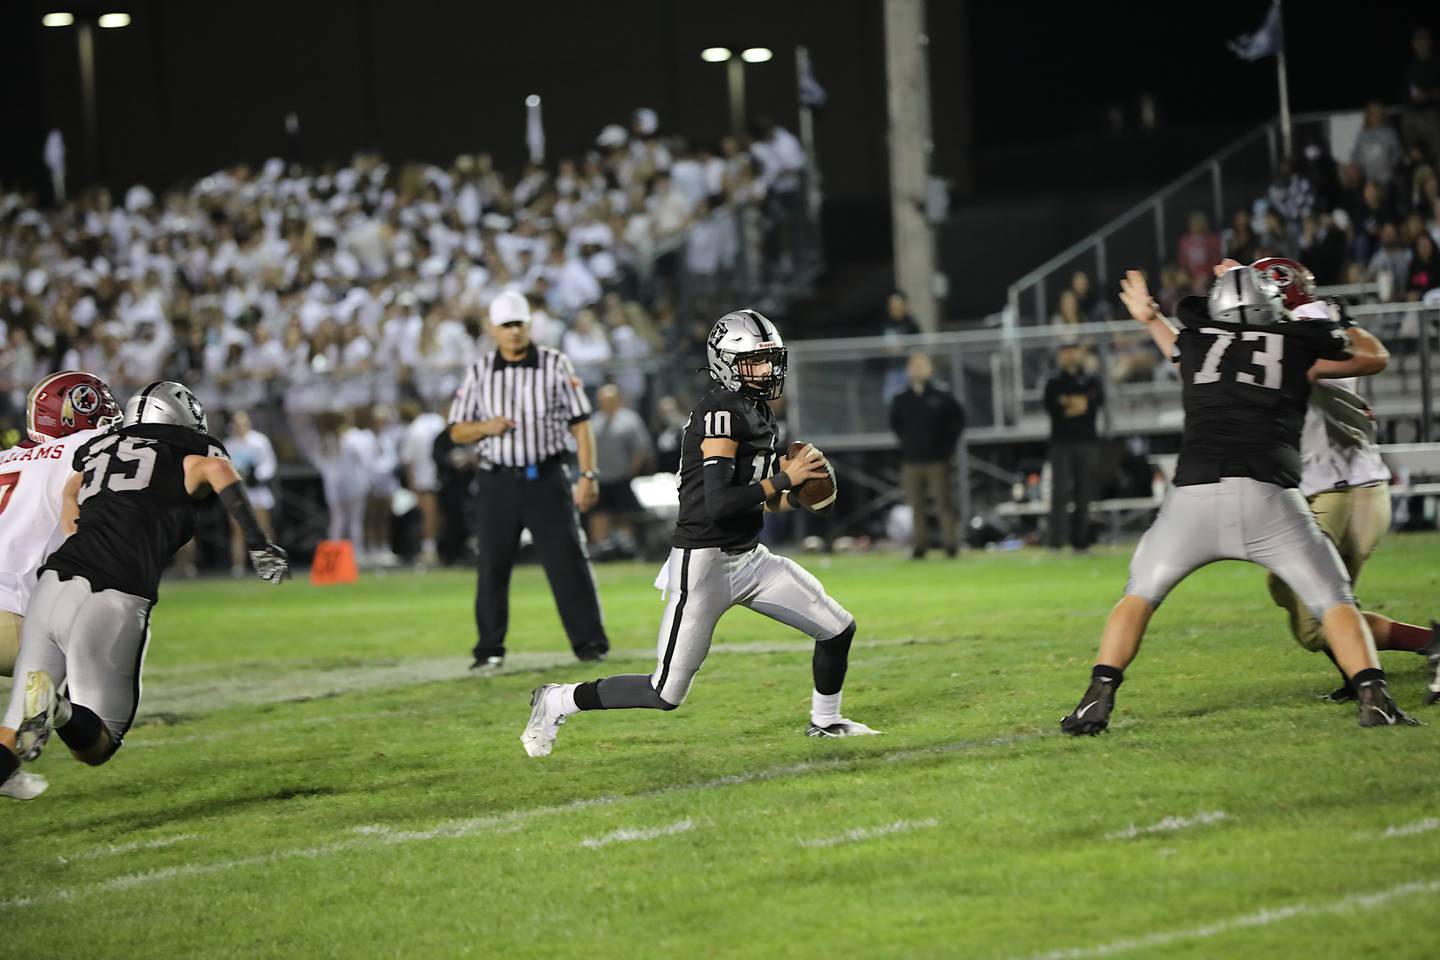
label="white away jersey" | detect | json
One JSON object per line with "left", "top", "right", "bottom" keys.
{"left": 1298, "top": 375, "right": 1391, "bottom": 497}
{"left": 0, "top": 429, "right": 106, "bottom": 615}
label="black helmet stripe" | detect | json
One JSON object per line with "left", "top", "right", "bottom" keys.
{"left": 136, "top": 381, "right": 162, "bottom": 422}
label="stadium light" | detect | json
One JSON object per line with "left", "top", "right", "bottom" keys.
{"left": 525, "top": 94, "right": 541, "bottom": 108}
{"left": 741, "top": 47, "right": 773, "bottom": 63}
{"left": 42, "top": 12, "right": 75, "bottom": 26}
{"left": 98, "top": 12, "right": 131, "bottom": 28}
{"left": 701, "top": 47, "right": 732, "bottom": 63}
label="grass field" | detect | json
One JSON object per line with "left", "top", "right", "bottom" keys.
{"left": 5, "top": 536, "right": 1440, "bottom": 959}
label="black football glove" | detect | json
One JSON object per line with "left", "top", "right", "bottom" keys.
{"left": 248, "top": 543, "right": 291, "bottom": 584}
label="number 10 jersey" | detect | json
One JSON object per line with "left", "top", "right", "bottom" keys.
{"left": 44, "top": 424, "right": 229, "bottom": 603}
{"left": 1171, "top": 296, "right": 1352, "bottom": 489}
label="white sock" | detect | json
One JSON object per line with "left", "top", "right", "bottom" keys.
{"left": 55, "top": 695, "right": 72, "bottom": 729}
{"left": 811, "top": 689, "right": 842, "bottom": 725}
{"left": 551, "top": 683, "right": 580, "bottom": 716}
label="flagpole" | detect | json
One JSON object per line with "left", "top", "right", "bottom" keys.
{"left": 1274, "top": 0, "right": 1292, "bottom": 162}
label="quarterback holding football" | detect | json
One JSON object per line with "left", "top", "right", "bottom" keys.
{"left": 521, "top": 308, "right": 878, "bottom": 757}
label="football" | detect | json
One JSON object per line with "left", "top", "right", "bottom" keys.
{"left": 787, "top": 441, "right": 838, "bottom": 513}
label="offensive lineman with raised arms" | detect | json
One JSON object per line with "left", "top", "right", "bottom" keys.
{"left": 0, "top": 380, "right": 291, "bottom": 793}
{"left": 521, "top": 310, "right": 879, "bottom": 756}
{"left": 1060, "top": 266, "right": 1417, "bottom": 734}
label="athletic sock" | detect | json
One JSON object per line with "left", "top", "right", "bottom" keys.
{"left": 55, "top": 703, "right": 106, "bottom": 753}
{"left": 552, "top": 683, "right": 581, "bottom": 715}
{"left": 0, "top": 747, "right": 17, "bottom": 784}
{"left": 1092, "top": 664, "right": 1124, "bottom": 685}
{"left": 572, "top": 680, "right": 601, "bottom": 712}
{"left": 1385, "top": 620, "right": 1433, "bottom": 653}
{"left": 812, "top": 689, "right": 842, "bottom": 726}
{"left": 1351, "top": 667, "right": 1387, "bottom": 687}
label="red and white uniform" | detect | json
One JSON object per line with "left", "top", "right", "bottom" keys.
{"left": 0, "top": 429, "right": 107, "bottom": 617}
{"left": 1293, "top": 301, "right": 1390, "bottom": 497}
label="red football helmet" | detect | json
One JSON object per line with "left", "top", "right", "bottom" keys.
{"left": 25, "top": 371, "right": 122, "bottom": 443}
{"left": 1251, "top": 257, "right": 1317, "bottom": 311}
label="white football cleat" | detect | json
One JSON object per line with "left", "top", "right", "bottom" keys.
{"left": 16, "top": 670, "right": 59, "bottom": 762}
{"left": 521, "top": 684, "right": 567, "bottom": 758}
{"left": 806, "top": 717, "right": 883, "bottom": 738}
{"left": 0, "top": 770, "right": 49, "bottom": 801}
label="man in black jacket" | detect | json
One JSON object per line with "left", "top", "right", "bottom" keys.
{"left": 889, "top": 353, "right": 966, "bottom": 559}
{"left": 1044, "top": 341, "right": 1105, "bottom": 550}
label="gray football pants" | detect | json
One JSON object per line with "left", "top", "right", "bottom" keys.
{"left": 1, "top": 571, "right": 152, "bottom": 744}
{"left": 650, "top": 544, "right": 853, "bottom": 705}
{"left": 1125, "top": 478, "right": 1354, "bottom": 618}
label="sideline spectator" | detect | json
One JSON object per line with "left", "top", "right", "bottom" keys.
{"left": 1043, "top": 341, "right": 1104, "bottom": 551}
{"left": 889, "top": 353, "right": 966, "bottom": 559}
{"left": 1406, "top": 231, "right": 1440, "bottom": 300}
{"left": 588, "top": 383, "right": 653, "bottom": 552}
{"left": 1178, "top": 212, "right": 1221, "bottom": 287}
{"left": 223, "top": 410, "right": 278, "bottom": 577}
{"left": 1222, "top": 209, "right": 1259, "bottom": 264}
{"left": 881, "top": 290, "right": 921, "bottom": 399}
{"left": 398, "top": 398, "right": 448, "bottom": 566}
{"left": 1369, "top": 222, "right": 1413, "bottom": 293}
{"left": 1352, "top": 101, "right": 1404, "bottom": 186}
{"left": 562, "top": 308, "right": 612, "bottom": 398}
{"left": 1403, "top": 27, "right": 1440, "bottom": 167}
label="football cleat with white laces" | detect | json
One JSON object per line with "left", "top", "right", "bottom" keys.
{"left": 0, "top": 770, "right": 49, "bottom": 801}
{"left": 520, "top": 684, "right": 567, "bottom": 757}
{"left": 805, "top": 717, "right": 882, "bottom": 738}
{"left": 1356, "top": 679, "right": 1421, "bottom": 727}
{"left": 16, "top": 670, "right": 59, "bottom": 762}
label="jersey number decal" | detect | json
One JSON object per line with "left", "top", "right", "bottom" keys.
{"left": 78, "top": 436, "right": 159, "bottom": 504}
{"left": 1193, "top": 327, "right": 1284, "bottom": 390}
{"left": 704, "top": 410, "right": 732, "bottom": 437}
{"left": 0, "top": 472, "right": 18, "bottom": 516}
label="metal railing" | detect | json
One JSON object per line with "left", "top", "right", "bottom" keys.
{"left": 1002, "top": 111, "right": 1360, "bottom": 330}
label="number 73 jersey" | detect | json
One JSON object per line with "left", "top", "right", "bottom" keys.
{"left": 1171, "top": 295, "right": 1352, "bottom": 489}
{"left": 43, "top": 424, "right": 229, "bottom": 603}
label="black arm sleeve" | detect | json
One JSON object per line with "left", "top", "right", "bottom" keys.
{"left": 219, "top": 484, "right": 269, "bottom": 550}
{"left": 702, "top": 457, "right": 789, "bottom": 521}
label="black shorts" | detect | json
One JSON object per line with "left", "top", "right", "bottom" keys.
{"left": 596, "top": 479, "right": 641, "bottom": 514}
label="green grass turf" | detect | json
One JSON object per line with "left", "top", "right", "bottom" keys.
{"left": 5, "top": 536, "right": 1440, "bottom": 959}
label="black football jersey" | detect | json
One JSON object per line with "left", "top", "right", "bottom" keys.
{"left": 1171, "top": 296, "right": 1351, "bottom": 488}
{"left": 43, "top": 424, "right": 229, "bottom": 602}
{"left": 672, "top": 387, "right": 778, "bottom": 550}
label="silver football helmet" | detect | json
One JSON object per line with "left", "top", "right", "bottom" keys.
{"left": 123, "top": 380, "right": 209, "bottom": 433}
{"left": 1208, "top": 266, "right": 1285, "bottom": 326}
{"left": 705, "top": 309, "right": 788, "bottom": 400}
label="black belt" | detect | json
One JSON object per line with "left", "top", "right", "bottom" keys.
{"left": 479, "top": 456, "right": 563, "bottom": 479}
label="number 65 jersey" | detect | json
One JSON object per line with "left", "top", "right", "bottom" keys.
{"left": 43, "top": 424, "right": 229, "bottom": 604}
{"left": 0, "top": 428, "right": 110, "bottom": 618}
{"left": 1171, "top": 296, "right": 1352, "bottom": 490}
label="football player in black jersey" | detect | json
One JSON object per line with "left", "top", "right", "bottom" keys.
{"left": 0, "top": 381, "right": 289, "bottom": 789}
{"left": 520, "top": 309, "right": 879, "bottom": 757}
{"left": 1059, "top": 266, "right": 1418, "bottom": 735}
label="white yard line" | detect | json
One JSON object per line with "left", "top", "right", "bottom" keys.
{"left": 1378, "top": 818, "right": 1440, "bottom": 838}
{"left": 798, "top": 817, "right": 939, "bottom": 849}
{"left": 59, "top": 834, "right": 198, "bottom": 864}
{"left": 1019, "top": 879, "right": 1440, "bottom": 960}
{"left": 1106, "top": 811, "right": 1230, "bottom": 841}
{"left": 580, "top": 819, "right": 696, "bottom": 849}
{"left": 0, "top": 729, "right": 1046, "bottom": 913}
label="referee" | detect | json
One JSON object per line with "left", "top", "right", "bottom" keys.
{"left": 448, "top": 291, "right": 609, "bottom": 670}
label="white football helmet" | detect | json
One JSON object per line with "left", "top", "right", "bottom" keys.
{"left": 705, "top": 309, "right": 788, "bottom": 400}
{"left": 1208, "top": 266, "right": 1285, "bottom": 326}
{"left": 123, "top": 380, "right": 209, "bottom": 434}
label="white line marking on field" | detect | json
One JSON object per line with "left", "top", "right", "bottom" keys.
{"left": 1106, "top": 811, "right": 1230, "bottom": 841}
{"left": 0, "top": 729, "right": 1047, "bottom": 913}
{"left": 1019, "top": 879, "right": 1440, "bottom": 960}
{"left": 798, "top": 817, "right": 939, "bottom": 848}
{"left": 580, "top": 819, "right": 696, "bottom": 849}
{"left": 1379, "top": 818, "right": 1440, "bottom": 838}
{"left": 59, "top": 834, "right": 198, "bottom": 864}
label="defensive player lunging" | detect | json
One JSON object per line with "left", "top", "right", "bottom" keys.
{"left": 1245, "top": 258, "right": 1440, "bottom": 702}
{"left": 0, "top": 381, "right": 290, "bottom": 795}
{"left": 0, "top": 372, "right": 122, "bottom": 800}
{"left": 521, "top": 310, "right": 879, "bottom": 757}
{"left": 1060, "top": 266, "right": 1418, "bottom": 734}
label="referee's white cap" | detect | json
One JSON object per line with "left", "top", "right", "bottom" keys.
{"left": 489, "top": 290, "right": 531, "bottom": 326}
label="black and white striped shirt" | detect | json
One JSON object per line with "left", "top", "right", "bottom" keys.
{"left": 448, "top": 345, "right": 592, "bottom": 467}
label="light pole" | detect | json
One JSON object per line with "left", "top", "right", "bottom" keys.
{"left": 42, "top": 10, "right": 132, "bottom": 186}
{"left": 702, "top": 46, "right": 772, "bottom": 137}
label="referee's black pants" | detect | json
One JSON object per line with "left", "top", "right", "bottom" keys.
{"left": 472, "top": 460, "right": 608, "bottom": 660}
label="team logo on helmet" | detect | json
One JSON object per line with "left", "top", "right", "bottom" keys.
{"left": 62, "top": 383, "right": 102, "bottom": 428}
{"left": 185, "top": 390, "right": 206, "bottom": 426}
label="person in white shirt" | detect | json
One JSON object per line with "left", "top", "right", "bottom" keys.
{"left": 1247, "top": 259, "right": 1440, "bottom": 702}
{"left": 398, "top": 398, "right": 447, "bottom": 565}
{"left": 0, "top": 371, "right": 122, "bottom": 800}
{"left": 561, "top": 308, "right": 612, "bottom": 396}
{"left": 223, "top": 410, "right": 278, "bottom": 577}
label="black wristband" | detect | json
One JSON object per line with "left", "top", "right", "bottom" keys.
{"left": 770, "top": 472, "right": 793, "bottom": 494}
{"left": 219, "top": 484, "right": 268, "bottom": 551}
